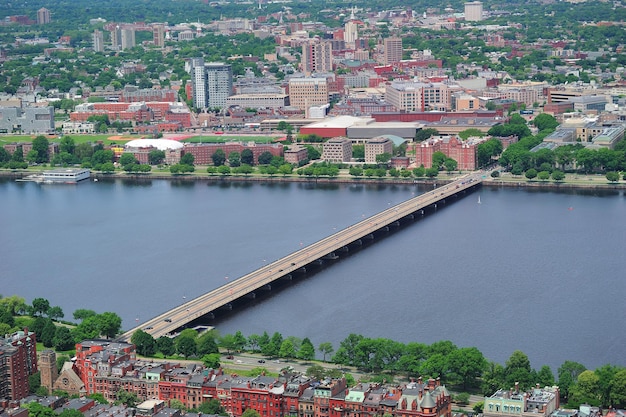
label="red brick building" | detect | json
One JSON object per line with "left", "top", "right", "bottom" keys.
{"left": 74, "top": 340, "right": 135, "bottom": 396}
{"left": 413, "top": 136, "right": 485, "bottom": 170}
{"left": 0, "top": 329, "right": 38, "bottom": 401}
{"left": 182, "top": 143, "right": 283, "bottom": 165}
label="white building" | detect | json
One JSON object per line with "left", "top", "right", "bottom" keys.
{"left": 464, "top": 1, "right": 484, "bottom": 22}
{"left": 190, "top": 59, "right": 233, "bottom": 109}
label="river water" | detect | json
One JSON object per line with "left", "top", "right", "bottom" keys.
{"left": 1, "top": 178, "right": 624, "bottom": 372}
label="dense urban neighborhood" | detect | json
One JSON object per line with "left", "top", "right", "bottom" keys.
{"left": 1, "top": 0, "right": 626, "bottom": 181}
{"left": 2, "top": 0, "right": 626, "bottom": 415}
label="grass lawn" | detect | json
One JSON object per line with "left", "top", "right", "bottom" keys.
{"left": 0, "top": 134, "right": 135, "bottom": 146}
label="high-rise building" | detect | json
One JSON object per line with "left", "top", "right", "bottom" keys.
{"left": 93, "top": 29, "right": 104, "bottom": 52}
{"left": 121, "top": 28, "right": 136, "bottom": 50}
{"left": 111, "top": 25, "right": 122, "bottom": 50}
{"left": 153, "top": 24, "right": 165, "bottom": 48}
{"left": 464, "top": 1, "right": 484, "bottom": 21}
{"left": 344, "top": 21, "right": 358, "bottom": 47}
{"left": 301, "top": 41, "right": 333, "bottom": 75}
{"left": 0, "top": 329, "right": 38, "bottom": 401}
{"left": 190, "top": 59, "right": 233, "bottom": 109}
{"left": 37, "top": 7, "right": 51, "bottom": 24}
{"left": 384, "top": 37, "right": 403, "bottom": 65}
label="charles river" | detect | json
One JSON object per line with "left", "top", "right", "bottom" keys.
{"left": 1, "top": 177, "right": 625, "bottom": 372}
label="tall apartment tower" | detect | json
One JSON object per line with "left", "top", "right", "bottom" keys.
{"left": 301, "top": 41, "right": 333, "bottom": 75}
{"left": 384, "top": 37, "right": 403, "bottom": 65}
{"left": 190, "top": 59, "right": 233, "bottom": 109}
{"left": 344, "top": 21, "right": 358, "bottom": 47}
{"left": 153, "top": 24, "right": 165, "bottom": 47}
{"left": 121, "top": 28, "right": 136, "bottom": 50}
{"left": 37, "top": 7, "right": 51, "bottom": 24}
{"left": 464, "top": 1, "right": 484, "bottom": 21}
{"left": 39, "top": 350, "right": 58, "bottom": 394}
{"left": 205, "top": 63, "right": 233, "bottom": 108}
{"left": 111, "top": 25, "right": 122, "bottom": 50}
{"left": 93, "top": 30, "right": 104, "bottom": 52}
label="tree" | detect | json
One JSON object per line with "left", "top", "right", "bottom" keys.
{"left": 569, "top": 370, "right": 601, "bottom": 406}
{"left": 211, "top": 149, "right": 226, "bottom": 166}
{"left": 606, "top": 171, "right": 620, "bottom": 182}
{"left": 536, "top": 365, "right": 555, "bottom": 387}
{"left": 413, "top": 166, "right": 425, "bottom": 178}
{"left": 525, "top": 168, "right": 538, "bottom": 180}
{"left": 349, "top": 166, "right": 363, "bottom": 177}
{"left": 258, "top": 151, "right": 273, "bottom": 165}
{"left": 41, "top": 320, "right": 57, "bottom": 348}
{"left": 198, "top": 399, "right": 227, "bottom": 416}
{"left": 241, "top": 148, "right": 254, "bottom": 165}
{"left": 332, "top": 333, "right": 363, "bottom": 366}
{"left": 425, "top": 167, "right": 439, "bottom": 178}
{"left": 262, "top": 332, "right": 282, "bottom": 357}
{"left": 551, "top": 170, "right": 565, "bottom": 181}
{"left": 307, "top": 364, "right": 326, "bottom": 380}
{"left": 98, "top": 312, "right": 122, "bottom": 339}
{"left": 504, "top": 350, "right": 533, "bottom": 390}
{"left": 218, "top": 165, "right": 231, "bottom": 175}
{"left": 376, "top": 153, "right": 392, "bottom": 165}
{"left": 75, "top": 143, "right": 94, "bottom": 162}
{"left": 228, "top": 151, "right": 241, "bottom": 167}
{"left": 27, "top": 401, "right": 56, "bottom": 417}
{"left": 32, "top": 136, "right": 50, "bottom": 163}
{"left": 448, "top": 347, "right": 488, "bottom": 390}
{"left": 53, "top": 327, "right": 75, "bottom": 351}
{"left": 73, "top": 309, "right": 96, "bottom": 321}
{"left": 233, "top": 331, "right": 247, "bottom": 351}
{"left": 176, "top": 334, "right": 197, "bottom": 358}
{"left": 47, "top": 306, "right": 64, "bottom": 320}
{"left": 198, "top": 332, "right": 219, "bottom": 355}
{"left": 169, "top": 400, "right": 186, "bottom": 411}
{"left": 241, "top": 409, "right": 261, "bottom": 417}
{"left": 444, "top": 158, "right": 458, "bottom": 172}
{"left": 59, "top": 136, "right": 76, "bottom": 155}
{"left": 131, "top": 330, "right": 157, "bottom": 356}
{"left": 119, "top": 153, "right": 138, "bottom": 168}
{"left": 181, "top": 153, "right": 195, "bottom": 166}
{"left": 533, "top": 113, "right": 559, "bottom": 131}
{"left": 538, "top": 170, "right": 550, "bottom": 181}
{"left": 415, "top": 128, "right": 438, "bottom": 142}
{"left": 31, "top": 298, "right": 50, "bottom": 316}
{"left": 157, "top": 336, "right": 176, "bottom": 356}
{"left": 458, "top": 128, "right": 484, "bottom": 140}
{"left": 279, "top": 339, "right": 296, "bottom": 360}
{"left": 115, "top": 389, "right": 139, "bottom": 407}
{"left": 0, "top": 295, "right": 27, "bottom": 315}
{"left": 148, "top": 150, "right": 166, "bottom": 165}
{"left": 432, "top": 151, "right": 447, "bottom": 169}
{"left": 11, "top": 147, "right": 24, "bottom": 163}
{"left": 202, "top": 353, "right": 221, "bottom": 369}
{"left": 610, "top": 369, "right": 626, "bottom": 407}
{"left": 298, "top": 337, "right": 315, "bottom": 361}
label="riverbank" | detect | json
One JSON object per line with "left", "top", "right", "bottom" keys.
{"left": 1, "top": 168, "right": 625, "bottom": 190}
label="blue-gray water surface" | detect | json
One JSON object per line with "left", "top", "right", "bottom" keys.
{"left": 1, "top": 178, "right": 624, "bottom": 372}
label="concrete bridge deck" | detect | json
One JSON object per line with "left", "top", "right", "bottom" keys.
{"left": 117, "top": 173, "right": 483, "bottom": 342}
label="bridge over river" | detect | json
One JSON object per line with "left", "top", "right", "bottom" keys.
{"left": 117, "top": 173, "right": 483, "bottom": 342}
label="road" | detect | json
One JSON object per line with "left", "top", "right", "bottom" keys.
{"left": 117, "top": 172, "right": 484, "bottom": 342}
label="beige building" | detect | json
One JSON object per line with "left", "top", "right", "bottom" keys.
{"left": 464, "top": 1, "right": 483, "bottom": 21}
{"left": 284, "top": 145, "right": 309, "bottom": 164}
{"left": 365, "top": 137, "right": 394, "bottom": 163}
{"left": 288, "top": 78, "right": 329, "bottom": 111}
{"left": 226, "top": 93, "right": 289, "bottom": 109}
{"left": 322, "top": 137, "right": 352, "bottom": 162}
{"left": 302, "top": 40, "right": 333, "bottom": 74}
{"left": 454, "top": 93, "right": 479, "bottom": 111}
{"left": 384, "top": 37, "right": 403, "bottom": 65}
{"left": 385, "top": 82, "right": 451, "bottom": 112}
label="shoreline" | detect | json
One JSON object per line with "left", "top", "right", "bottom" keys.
{"left": 1, "top": 168, "right": 625, "bottom": 191}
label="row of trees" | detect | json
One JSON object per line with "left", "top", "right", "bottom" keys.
{"left": 127, "top": 326, "right": 626, "bottom": 408}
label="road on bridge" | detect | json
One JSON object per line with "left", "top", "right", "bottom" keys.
{"left": 117, "top": 172, "right": 484, "bottom": 342}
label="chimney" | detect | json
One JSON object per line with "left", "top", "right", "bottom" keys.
{"left": 515, "top": 382, "right": 519, "bottom": 393}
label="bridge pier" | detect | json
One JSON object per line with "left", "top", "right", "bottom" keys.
{"left": 324, "top": 252, "right": 338, "bottom": 260}
{"left": 262, "top": 284, "right": 272, "bottom": 291}
{"left": 281, "top": 274, "right": 292, "bottom": 280}
{"left": 245, "top": 292, "right": 256, "bottom": 299}
{"left": 340, "top": 246, "right": 349, "bottom": 252}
